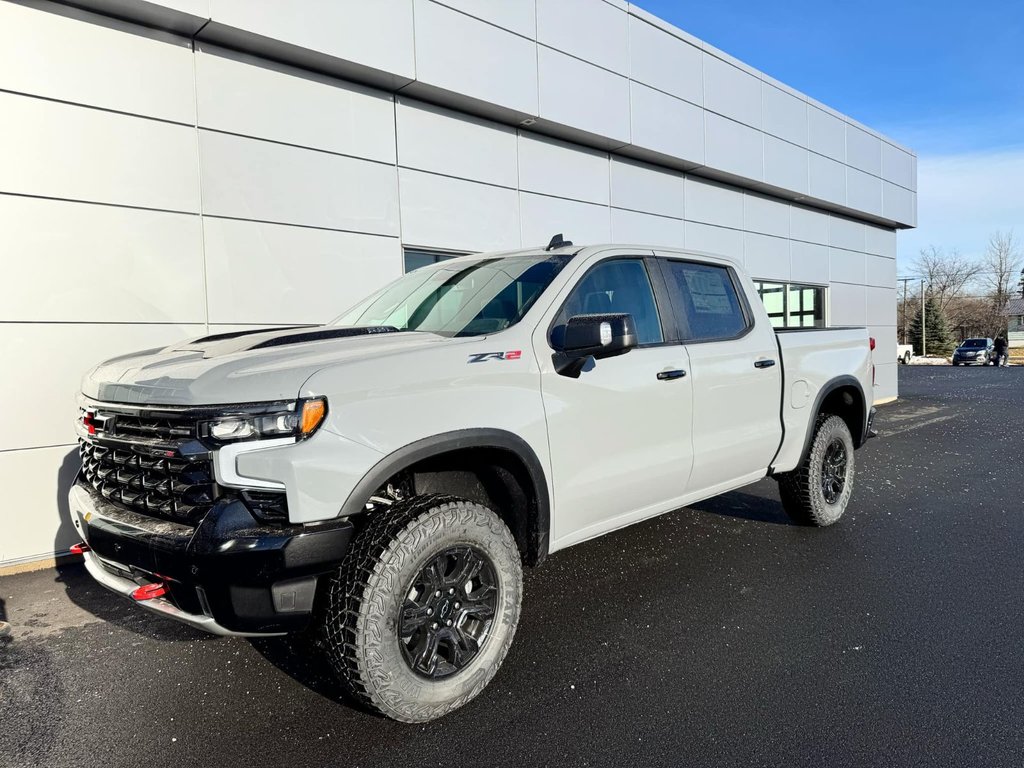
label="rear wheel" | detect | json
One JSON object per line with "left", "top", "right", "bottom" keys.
{"left": 776, "top": 415, "right": 855, "bottom": 527}
{"left": 321, "top": 495, "right": 522, "bottom": 722}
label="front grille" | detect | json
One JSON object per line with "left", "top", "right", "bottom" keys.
{"left": 79, "top": 439, "right": 216, "bottom": 525}
{"left": 77, "top": 402, "right": 217, "bottom": 525}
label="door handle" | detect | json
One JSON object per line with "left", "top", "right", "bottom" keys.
{"left": 656, "top": 369, "right": 687, "bottom": 381}
{"left": 754, "top": 359, "right": 776, "bottom": 369}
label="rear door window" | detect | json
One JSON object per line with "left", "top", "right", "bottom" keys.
{"left": 660, "top": 260, "right": 750, "bottom": 342}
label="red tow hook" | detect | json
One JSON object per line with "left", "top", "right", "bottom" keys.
{"left": 131, "top": 582, "right": 169, "bottom": 601}
{"left": 70, "top": 541, "right": 91, "bottom": 555}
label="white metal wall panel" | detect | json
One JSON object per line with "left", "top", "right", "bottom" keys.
{"left": 684, "top": 177, "right": 744, "bottom": 229}
{"left": 0, "top": 196, "right": 205, "bottom": 324}
{"left": 0, "top": 92, "right": 200, "bottom": 212}
{"left": 203, "top": 218, "right": 402, "bottom": 325}
{"left": 538, "top": 46, "right": 630, "bottom": 142}
{"left": 829, "top": 282, "right": 867, "bottom": 325}
{"left": 198, "top": 131, "right": 400, "bottom": 234}
{"left": 627, "top": 15, "right": 702, "bottom": 105}
{"left": 808, "top": 106, "right": 846, "bottom": 161}
{"left": 882, "top": 142, "right": 915, "bottom": 190}
{"left": 629, "top": 82, "right": 704, "bottom": 163}
{"left": 537, "top": 0, "right": 628, "bottom": 74}
{"left": 609, "top": 158, "right": 684, "bottom": 218}
{"left": 809, "top": 152, "right": 847, "bottom": 206}
{"left": 703, "top": 54, "right": 761, "bottom": 129}
{"left": 414, "top": 0, "right": 538, "bottom": 115}
{"left": 0, "top": 2, "right": 195, "bottom": 124}
{"left": 847, "top": 167, "right": 884, "bottom": 217}
{"left": 744, "top": 194, "right": 790, "bottom": 238}
{"left": 519, "top": 193, "right": 611, "bottom": 246}
{"left": 791, "top": 205, "right": 831, "bottom": 245}
{"left": 610, "top": 208, "right": 685, "bottom": 247}
{"left": 397, "top": 100, "right": 518, "bottom": 187}
{"left": 761, "top": 83, "right": 806, "bottom": 146}
{"left": 518, "top": 134, "right": 610, "bottom": 205}
{"left": 763, "top": 136, "right": 809, "bottom": 196}
{"left": 684, "top": 221, "right": 744, "bottom": 260}
{"left": 790, "top": 241, "right": 830, "bottom": 284}
{"left": 846, "top": 125, "right": 882, "bottom": 176}
{"left": 398, "top": 169, "right": 521, "bottom": 252}
{"left": 745, "top": 232, "right": 790, "bottom": 281}
{"left": 195, "top": 49, "right": 396, "bottom": 162}
{"left": 830, "top": 247, "right": 867, "bottom": 286}
{"left": 436, "top": 0, "right": 537, "bottom": 37}
{"left": 212, "top": 0, "right": 416, "bottom": 78}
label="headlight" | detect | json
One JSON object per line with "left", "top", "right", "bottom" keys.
{"left": 202, "top": 397, "right": 327, "bottom": 443}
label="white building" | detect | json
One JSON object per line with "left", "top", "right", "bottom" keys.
{"left": 0, "top": 0, "right": 916, "bottom": 567}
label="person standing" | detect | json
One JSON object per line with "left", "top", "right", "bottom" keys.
{"left": 994, "top": 336, "right": 1008, "bottom": 367}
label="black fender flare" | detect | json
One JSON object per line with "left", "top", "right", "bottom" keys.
{"left": 796, "top": 375, "right": 869, "bottom": 463}
{"left": 339, "top": 429, "right": 551, "bottom": 565}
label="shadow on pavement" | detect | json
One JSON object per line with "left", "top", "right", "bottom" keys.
{"left": 690, "top": 488, "right": 793, "bottom": 525}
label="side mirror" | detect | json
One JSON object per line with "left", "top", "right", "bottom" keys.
{"left": 552, "top": 313, "right": 638, "bottom": 377}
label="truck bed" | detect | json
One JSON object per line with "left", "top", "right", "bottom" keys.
{"left": 770, "top": 326, "right": 874, "bottom": 473}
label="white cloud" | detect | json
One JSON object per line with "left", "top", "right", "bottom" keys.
{"left": 897, "top": 146, "right": 1024, "bottom": 271}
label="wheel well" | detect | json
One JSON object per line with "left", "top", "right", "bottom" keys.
{"left": 374, "top": 447, "right": 547, "bottom": 567}
{"left": 819, "top": 385, "right": 865, "bottom": 446}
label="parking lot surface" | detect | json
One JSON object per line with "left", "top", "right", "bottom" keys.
{"left": 2, "top": 365, "right": 1022, "bottom": 768}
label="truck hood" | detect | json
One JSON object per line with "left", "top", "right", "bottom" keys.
{"left": 82, "top": 325, "right": 463, "bottom": 405}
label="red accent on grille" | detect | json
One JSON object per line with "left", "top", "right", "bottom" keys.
{"left": 131, "top": 582, "right": 168, "bottom": 601}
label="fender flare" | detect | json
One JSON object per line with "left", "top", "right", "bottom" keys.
{"left": 339, "top": 429, "right": 551, "bottom": 565}
{"left": 796, "top": 375, "right": 868, "bottom": 463}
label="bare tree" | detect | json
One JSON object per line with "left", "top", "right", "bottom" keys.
{"left": 979, "top": 230, "right": 1022, "bottom": 336}
{"left": 913, "top": 246, "right": 982, "bottom": 316}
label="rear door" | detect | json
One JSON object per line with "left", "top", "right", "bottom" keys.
{"left": 656, "top": 256, "right": 783, "bottom": 495}
{"left": 534, "top": 253, "right": 694, "bottom": 548}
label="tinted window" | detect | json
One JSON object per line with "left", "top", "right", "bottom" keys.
{"left": 404, "top": 248, "right": 459, "bottom": 272}
{"left": 663, "top": 261, "right": 749, "bottom": 341}
{"left": 962, "top": 339, "right": 987, "bottom": 347}
{"left": 553, "top": 259, "right": 663, "bottom": 345}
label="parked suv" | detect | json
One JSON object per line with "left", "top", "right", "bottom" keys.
{"left": 952, "top": 338, "right": 994, "bottom": 365}
{"left": 69, "top": 239, "right": 875, "bottom": 722}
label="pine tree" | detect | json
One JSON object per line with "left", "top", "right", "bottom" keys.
{"left": 910, "top": 296, "right": 954, "bottom": 356}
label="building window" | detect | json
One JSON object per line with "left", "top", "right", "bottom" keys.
{"left": 403, "top": 247, "right": 465, "bottom": 272}
{"left": 754, "top": 281, "right": 826, "bottom": 328}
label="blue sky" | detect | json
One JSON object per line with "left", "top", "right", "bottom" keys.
{"left": 637, "top": 0, "right": 1024, "bottom": 271}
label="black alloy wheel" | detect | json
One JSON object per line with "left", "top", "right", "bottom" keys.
{"left": 399, "top": 546, "right": 499, "bottom": 679}
{"left": 821, "top": 438, "right": 848, "bottom": 504}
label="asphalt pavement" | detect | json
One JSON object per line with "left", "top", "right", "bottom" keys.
{"left": 2, "top": 365, "right": 1022, "bottom": 768}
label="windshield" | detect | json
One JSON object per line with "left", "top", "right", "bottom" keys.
{"left": 333, "top": 254, "right": 572, "bottom": 337}
{"left": 962, "top": 339, "right": 987, "bottom": 347}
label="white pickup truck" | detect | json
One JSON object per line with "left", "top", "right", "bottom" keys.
{"left": 69, "top": 239, "right": 875, "bottom": 722}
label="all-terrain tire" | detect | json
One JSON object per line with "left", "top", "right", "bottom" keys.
{"left": 776, "top": 414, "right": 855, "bottom": 527}
{"left": 321, "top": 495, "right": 522, "bottom": 723}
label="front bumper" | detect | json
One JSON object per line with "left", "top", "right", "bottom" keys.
{"left": 69, "top": 482, "right": 353, "bottom": 636}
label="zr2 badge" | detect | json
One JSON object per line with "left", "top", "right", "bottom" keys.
{"left": 467, "top": 350, "right": 522, "bottom": 363}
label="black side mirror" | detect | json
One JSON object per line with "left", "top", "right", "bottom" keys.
{"left": 552, "top": 313, "right": 638, "bottom": 377}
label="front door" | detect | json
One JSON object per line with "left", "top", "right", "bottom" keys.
{"left": 534, "top": 255, "right": 694, "bottom": 549}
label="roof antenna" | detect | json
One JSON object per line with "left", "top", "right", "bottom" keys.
{"left": 545, "top": 233, "right": 573, "bottom": 251}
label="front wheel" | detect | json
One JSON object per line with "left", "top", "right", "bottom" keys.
{"left": 321, "top": 495, "right": 522, "bottom": 723}
{"left": 776, "top": 414, "right": 855, "bottom": 526}
{"left": 903, "top": 352, "right": 912, "bottom": 365}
